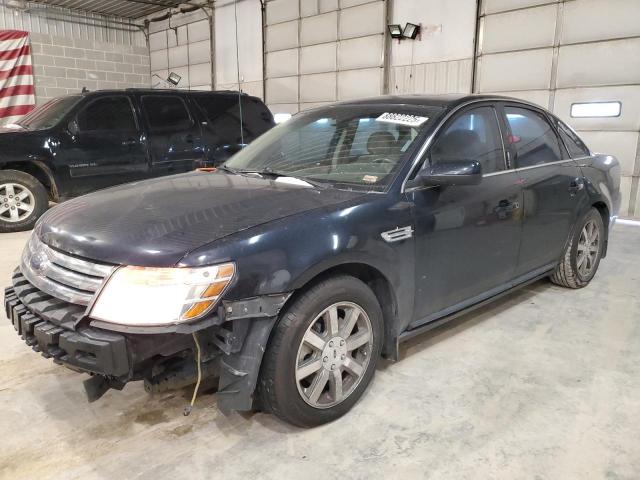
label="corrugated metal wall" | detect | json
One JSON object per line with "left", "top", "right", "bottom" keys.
{"left": 475, "top": 0, "right": 640, "bottom": 217}
{"left": 0, "top": 2, "right": 145, "bottom": 45}
{"left": 264, "top": 0, "right": 386, "bottom": 115}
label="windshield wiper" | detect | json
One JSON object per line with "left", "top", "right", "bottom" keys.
{"left": 236, "top": 168, "right": 329, "bottom": 189}
{"left": 217, "top": 165, "right": 238, "bottom": 175}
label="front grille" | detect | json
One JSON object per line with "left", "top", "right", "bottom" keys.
{"left": 20, "top": 234, "right": 115, "bottom": 306}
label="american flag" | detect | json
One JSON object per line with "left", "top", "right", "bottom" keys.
{"left": 0, "top": 30, "right": 35, "bottom": 126}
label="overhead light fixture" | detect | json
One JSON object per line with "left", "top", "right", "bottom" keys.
{"left": 167, "top": 72, "right": 182, "bottom": 86}
{"left": 387, "top": 24, "right": 403, "bottom": 39}
{"left": 571, "top": 101, "right": 621, "bottom": 118}
{"left": 402, "top": 23, "right": 421, "bottom": 39}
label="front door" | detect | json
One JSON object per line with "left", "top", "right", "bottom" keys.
{"left": 140, "top": 94, "right": 204, "bottom": 176}
{"left": 501, "top": 105, "right": 587, "bottom": 276}
{"left": 59, "top": 95, "right": 148, "bottom": 197}
{"left": 409, "top": 104, "right": 523, "bottom": 326}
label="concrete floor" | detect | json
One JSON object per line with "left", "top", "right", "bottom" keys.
{"left": 0, "top": 225, "right": 639, "bottom": 480}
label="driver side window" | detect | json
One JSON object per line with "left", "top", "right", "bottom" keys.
{"left": 429, "top": 106, "right": 506, "bottom": 174}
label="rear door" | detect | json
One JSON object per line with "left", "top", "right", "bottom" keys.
{"left": 59, "top": 95, "right": 148, "bottom": 196}
{"left": 140, "top": 94, "right": 204, "bottom": 175}
{"left": 502, "top": 104, "right": 587, "bottom": 276}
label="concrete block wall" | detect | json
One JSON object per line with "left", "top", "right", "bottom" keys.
{"left": 29, "top": 32, "right": 150, "bottom": 104}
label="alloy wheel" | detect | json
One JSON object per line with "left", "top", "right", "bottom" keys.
{"left": 577, "top": 219, "right": 600, "bottom": 277}
{"left": 295, "top": 302, "right": 373, "bottom": 409}
{"left": 0, "top": 183, "right": 35, "bottom": 223}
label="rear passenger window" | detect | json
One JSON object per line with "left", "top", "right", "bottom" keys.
{"left": 505, "top": 107, "right": 562, "bottom": 167}
{"left": 77, "top": 96, "right": 136, "bottom": 132}
{"left": 196, "top": 95, "right": 273, "bottom": 140}
{"left": 557, "top": 121, "right": 590, "bottom": 158}
{"left": 142, "top": 96, "right": 192, "bottom": 131}
{"left": 429, "top": 106, "right": 505, "bottom": 174}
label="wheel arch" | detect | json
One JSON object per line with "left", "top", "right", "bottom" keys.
{"left": 284, "top": 261, "right": 399, "bottom": 359}
{"left": 591, "top": 201, "right": 610, "bottom": 257}
{"left": 1, "top": 161, "right": 58, "bottom": 201}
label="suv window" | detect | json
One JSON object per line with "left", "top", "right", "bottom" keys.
{"left": 505, "top": 106, "right": 563, "bottom": 167}
{"left": 557, "top": 121, "right": 590, "bottom": 158}
{"left": 142, "top": 95, "right": 192, "bottom": 131}
{"left": 77, "top": 96, "right": 136, "bottom": 132}
{"left": 429, "top": 106, "right": 505, "bottom": 174}
{"left": 196, "top": 95, "right": 274, "bottom": 140}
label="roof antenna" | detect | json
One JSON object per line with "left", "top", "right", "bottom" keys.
{"left": 233, "top": 0, "right": 244, "bottom": 149}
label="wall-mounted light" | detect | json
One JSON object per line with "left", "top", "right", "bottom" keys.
{"left": 388, "top": 24, "right": 403, "bottom": 39}
{"left": 167, "top": 72, "right": 182, "bottom": 86}
{"left": 388, "top": 23, "right": 421, "bottom": 41}
{"left": 571, "top": 101, "right": 621, "bottom": 118}
{"left": 402, "top": 23, "right": 421, "bottom": 39}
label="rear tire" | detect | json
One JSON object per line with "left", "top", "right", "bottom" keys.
{"left": 0, "top": 170, "right": 48, "bottom": 233}
{"left": 259, "top": 275, "right": 383, "bottom": 427}
{"left": 550, "top": 208, "right": 604, "bottom": 289}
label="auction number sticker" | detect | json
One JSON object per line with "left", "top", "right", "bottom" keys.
{"left": 376, "top": 112, "right": 429, "bottom": 127}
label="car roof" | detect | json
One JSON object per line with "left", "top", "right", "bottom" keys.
{"left": 334, "top": 93, "right": 540, "bottom": 110}
{"left": 80, "top": 89, "right": 248, "bottom": 97}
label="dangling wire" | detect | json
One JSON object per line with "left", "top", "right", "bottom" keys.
{"left": 183, "top": 331, "right": 202, "bottom": 416}
{"left": 233, "top": 0, "right": 245, "bottom": 149}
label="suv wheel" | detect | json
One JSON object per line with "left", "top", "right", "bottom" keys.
{"left": 0, "top": 170, "right": 48, "bottom": 233}
{"left": 551, "top": 208, "right": 605, "bottom": 288}
{"left": 259, "top": 275, "right": 383, "bottom": 427}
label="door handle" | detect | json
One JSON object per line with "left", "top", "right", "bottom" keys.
{"left": 122, "top": 138, "right": 137, "bottom": 147}
{"left": 569, "top": 177, "right": 585, "bottom": 194}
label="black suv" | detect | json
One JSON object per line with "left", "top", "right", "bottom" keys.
{"left": 0, "top": 89, "right": 274, "bottom": 232}
{"left": 4, "top": 95, "right": 620, "bottom": 427}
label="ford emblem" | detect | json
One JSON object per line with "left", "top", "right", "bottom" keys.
{"left": 29, "top": 250, "right": 50, "bottom": 275}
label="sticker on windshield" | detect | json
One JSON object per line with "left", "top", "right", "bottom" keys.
{"left": 376, "top": 112, "right": 428, "bottom": 127}
{"left": 362, "top": 175, "right": 378, "bottom": 183}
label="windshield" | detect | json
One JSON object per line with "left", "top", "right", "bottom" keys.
{"left": 18, "top": 96, "right": 81, "bottom": 130}
{"left": 225, "top": 106, "right": 439, "bottom": 190}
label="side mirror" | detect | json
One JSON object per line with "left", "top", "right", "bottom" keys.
{"left": 412, "top": 160, "right": 482, "bottom": 187}
{"left": 67, "top": 119, "right": 79, "bottom": 136}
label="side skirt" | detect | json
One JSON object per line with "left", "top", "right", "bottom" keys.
{"left": 397, "top": 263, "right": 556, "bottom": 347}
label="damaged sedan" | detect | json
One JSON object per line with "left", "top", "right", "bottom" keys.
{"left": 4, "top": 95, "right": 620, "bottom": 427}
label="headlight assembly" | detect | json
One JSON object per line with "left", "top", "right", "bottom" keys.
{"left": 89, "top": 263, "right": 235, "bottom": 327}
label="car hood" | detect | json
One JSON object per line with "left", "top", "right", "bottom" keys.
{"left": 38, "top": 171, "right": 365, "bottom": 266}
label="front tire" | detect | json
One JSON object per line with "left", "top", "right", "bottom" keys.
{"left": 551, "top": 208, "right": 604, "bottom": 288}
{"left": 259, "top": 275, "right": 383, "bottom": 427}
{"left": 0, "top": 170, "right": 48, "bottom": 233}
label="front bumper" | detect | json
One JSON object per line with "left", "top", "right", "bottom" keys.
{"left": 5, "top": 285, "right": 130, "bottom": 377}
{"left": 4, "top": 269, "right": 283, "bottom": 413}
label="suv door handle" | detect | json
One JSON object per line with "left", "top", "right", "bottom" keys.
{"left": 122, "top": 138, "right": 137, "bottom": 147}
{"left": 569, "top": 177, "right": 585, "bottom": 194}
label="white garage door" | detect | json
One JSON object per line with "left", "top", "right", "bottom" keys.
{"left": 264, "top": 0, "right": 386, "bottom": 115}
{"left": 475, "top": 0, "right": 640, "bottom": 217}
